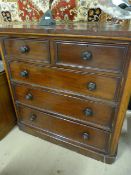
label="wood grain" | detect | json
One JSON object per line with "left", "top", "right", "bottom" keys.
{"left": 0, "top": 23, "right": 131, "bottom": 163}
{"left": 54, "top": 40, "right": 128, "bottom": 73}
{"left": 18, "top": 105, "right": 110, "bottom": 153}
{"left": 110, "top": 47, "right": 131, "bottom": 155}
{"left": 14, "top": 83, "right": 116, "bottom": 131}
{"left": 0, "top": 23, "right": 131, "bottom": 41}
{"left": 9, "top": 61, "right": 120, "bottom": 101}
{"left": 4, "top": 38, "right": 50, "bottom": 63}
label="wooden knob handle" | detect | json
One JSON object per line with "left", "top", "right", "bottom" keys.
{"left": 84, "top": 108, "right": 93, "bottom": 117}
{"left": 82, "top": 51, "right": 92, "bottom": 61}
{"left": 20, "top": 70, "right": 28, "bottom": 77}
{"left": 25, "top": 93, "right": 33, "bottom": 100}
{"left": 30, "top": 114, "right": 37, "bottom": 122}
{"left": 20, "top": 46, "right": 29, "bottom": 53}
{"left": 83, "top": 133, "right": 89, "bottom": 140}
{"left": 87, "top": 82, "right": 96, "bottom": 91}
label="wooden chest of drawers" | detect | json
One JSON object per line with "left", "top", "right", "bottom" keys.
{"left": 0, "top": 23, "right": 131, "bottom": 163}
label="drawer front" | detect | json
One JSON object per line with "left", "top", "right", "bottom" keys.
{"left": 4, "top": 39, "right": 50, "bottom": 63}
{"left": 14, "top": 84, "right": 115, "bottom": 130}
{"left": 54, "top": 41, "right": 127, "bottom": 72}
{"left": 18, "top": 106, "right": 110, "bottom": 152}
{"left": 10, "top": 61, "right": 120, "bottom": 101}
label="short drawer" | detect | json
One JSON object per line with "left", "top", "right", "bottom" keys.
{"left": 14, "top": 84, "right": 115, "bottom": 130}
{"left": 54, "top": 41, "right": 128, "bottom": 72}
{"left": 10, "top": 61, "right": 120, "bottom": 101}
{"left": 4, "top": 38, "right": 50, "bottom": 63}
{"left": 18, "top": 105, "right": 110, "bottom": 152}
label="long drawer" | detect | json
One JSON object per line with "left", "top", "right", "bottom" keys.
{"left": 54, "top": 40, "right": 128, "bottom": 72}
{"left": 18, "top": 105, "right": 110, "bottom": 152}
{"left": 9, "top": 61, "right": 120, "bottom": 101}
{"left": 14, "top": 83, "right": 115, "bottom": 130}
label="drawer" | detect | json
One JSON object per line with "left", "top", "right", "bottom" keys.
{"left": 14, "top": 84, "right": 115, "bottom": 130}
{"left": 54, "top": 41, "right": 128, "bottom": 72}
{"left": 10, "top": 61, "right": 120, "bottom": 101}
{"left": 4, "top": 38, "right": 50, "bottom": 63}
{"left": 18, "top": 105, "right": 110, "bottom": 152}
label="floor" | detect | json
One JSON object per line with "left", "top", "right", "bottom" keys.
{"left": 0, "top": 112, "right": 131, "bottom": 175}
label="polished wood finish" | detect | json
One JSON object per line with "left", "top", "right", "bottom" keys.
{"left": 110, "top": 47, "right": 131, "bottom": 155}
{"left": 0, "top": 23, "right": 131, "bottom": 163}
{"left": 4, "top": 38, "right": 50, "bottom": 63}
{"left": 18, "top": 121, "right": 116, "bottom": 164}
{"left": 9, "top": 61, "right": 120, "bottom": 101}
{"left": 0, "top": 23, "right": 131, "bottom": 39}
{"left": 14, "top": 83, "right": 116, "bottom": 131}
{"left": 18, "top": 105, "right": 110, "bottom": 153}
{"left": 0, "top": 72, "right": 16, "bottom": 140}
{"left": 54, "top": 40, "right": 128, "bottom": 73}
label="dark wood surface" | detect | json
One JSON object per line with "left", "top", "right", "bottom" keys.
{"left": 17, "top": 105, "right": 110, "bottom": 153}
{"left": 0, "top": 23, "right": 131, "bottom": 163}
{"left": 14, "top": 83, "right": 116, "bottom": 131}
{"left": 54, "top": 40, "right": 128, "bottom": 73}
{"left": 18, "top": 121, "right": 117, "bottom": 164}
{"left": 0, "top": 72, "right": 16, "bottom": 140}
{"left": 9, "top": 61, "right": 120, "bottom": 101}
{"left": 0, "top": 23, "right": 131, "bottom": 39}
{"left": 4, "top": 38, "right": 50, "bottom": 63}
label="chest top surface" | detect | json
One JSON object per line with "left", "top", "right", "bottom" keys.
{"left": 0, "top": 23, "right": 131, "bottom": 40}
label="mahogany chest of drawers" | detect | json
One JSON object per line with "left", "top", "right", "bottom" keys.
{"left": 0, "top": 23, "right": 131, "bottom": 163}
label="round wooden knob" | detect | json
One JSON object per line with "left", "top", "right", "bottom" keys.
{"left": 84, "top": 108, "right": 93, "bottom": 117}
{"left": 87, "top": 82, "right": 96, "bottom": 91}
{"left": 20, "top": 46, "right": 29, "bottom": 53}
{"left": 30, "top": 114, "right": 37, "bottom": 122}
{"left": 83, "top": 133, "right": 89, "bottom": 140}
{"left": 82, "top": 51, "right": 92, "bottom": 61}
{"left": 20, "top": 70, "right": 28, "bottom": 77}
{"left": 25, "top": 93, "right": 33, "bottom": 100}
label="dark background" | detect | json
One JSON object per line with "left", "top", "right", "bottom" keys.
{"left": 128, "top": 99, "right": 131, "bottom": 110}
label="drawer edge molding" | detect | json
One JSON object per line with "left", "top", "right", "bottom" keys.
{"left": 17, "top": 105, "right": 110, "bottom": 153}
{"left": 19, "top": 120, "right": 107, "bottom": 153}
{"left": 11, "top": 80, "right": 118, "bottom": 107}
{"left": 54, "top": 40, "right": 129, "bottom": 74}
{"left": 18, "top": 122, "right": 116, "bottom": 164}
{"left": 9, "top": 60, "right": 121, "bottom": 102}
{"left": 16, "top": 102, "right": 113, "bottom": 132}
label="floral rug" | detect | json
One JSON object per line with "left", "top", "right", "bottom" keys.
{"left": 0, "top": 0, "right": 130, "bottom": 24}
